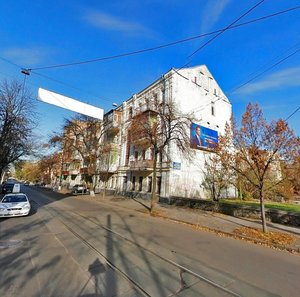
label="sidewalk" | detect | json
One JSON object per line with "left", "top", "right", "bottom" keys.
{"left": 92, "top": 194, "right": 300, "bottom": 254}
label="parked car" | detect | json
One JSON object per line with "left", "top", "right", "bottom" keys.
{"left": 0, "top": 193, "right": 31, "bottom": 217}
{"left": 1, "top": 183, "right": 14, "bottom": 194}
{"left": 24, "top": 181, "right": 30, "bottom": 186}
{"left": 72, "top": 184, "right": 89, "bottom": 194}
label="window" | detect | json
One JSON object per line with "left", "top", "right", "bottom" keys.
{"left": 211, "top": 101, "right": 215, "bottom": 116}
{"left": 142, "top": 150, "right": 146, "bottom": 160}
{"left": 156, "top": 177, "right": 161, "bottom": 194}
{"left": 123, "top": 176, "right": 127, "bottom": 191}
{"left": 134, "top": 151, "right": 138, "bottom": 160}
{"left": 128, "top": 107, "right": 133, "bottom": 119}
{"left": 208, "top": 77, "right": 213, "bottom": 91}
{"left": 132, "top": 176, "right": 135, "bottom": 191}
{"left": 139, "top": 176, "right": 143, "bottom": 191}
{"left": 150, "top": 148, "right": 154, "bottom": 160}
{"left": 148, "top": 177, "right": 152, "bottom": 192}
{"left": 159, "top": 151, "right": 163, "bottom": 163}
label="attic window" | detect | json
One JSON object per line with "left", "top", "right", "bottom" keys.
{"left": 211, "top": 101, "right": 215, "bottom": 116}
{"left": 129, "top": 107, "right": 133, "bottom": 119}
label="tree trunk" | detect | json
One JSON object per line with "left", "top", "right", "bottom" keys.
{"left": 103, "top": 152, "right": 110, "bottom": 199}
{"left": 0, "top": 169, "right": 5, "bottom": 184}
{"left": 150, "top": 151, "right": 158, "bottom": 214}
{"left": 259, "top": 187, "right": 268, "bottom": 233}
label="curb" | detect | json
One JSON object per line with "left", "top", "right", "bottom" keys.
{"left": 104, "top": 198, "right": 300, "bottom": 255}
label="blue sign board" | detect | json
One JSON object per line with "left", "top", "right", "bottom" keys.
{"left": 173, "top": 162, "right": 181, "bottom": 170}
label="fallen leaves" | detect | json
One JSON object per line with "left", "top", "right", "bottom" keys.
{"left": 233, "top": 227, "right": 296, "bottom": 246}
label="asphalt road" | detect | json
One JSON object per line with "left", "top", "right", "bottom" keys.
{"left": 0, "top": 186, "right": 299, "bottom": 297}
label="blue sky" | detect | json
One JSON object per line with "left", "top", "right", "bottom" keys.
{"left": 1, "top": 0, "right": 300, "bottom": 141}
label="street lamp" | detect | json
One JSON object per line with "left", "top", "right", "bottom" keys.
{"left": 21, "top": 69, "right": 30, "bottom": 76}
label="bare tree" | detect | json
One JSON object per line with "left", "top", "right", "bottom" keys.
{"left": 0, "top": 79, "right": 37, "bottom": 181}
{"left": 129, "top": 101, "right": 194, "bottom": 213}
{"left": 218, "top": 103, "right": 300, "bottom": 232}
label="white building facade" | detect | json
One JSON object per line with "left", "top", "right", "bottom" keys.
{"left": 103, "top": 65, "right": 232, "bottom": 199}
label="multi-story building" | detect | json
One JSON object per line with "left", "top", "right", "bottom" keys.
{"left": 62, "top": 65, "right": 232, "bottom": 199}
{"left": 106, "top": 65, "right": 232, "bottom": 199}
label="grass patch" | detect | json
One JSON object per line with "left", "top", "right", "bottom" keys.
{"left": 220, "top": 199, "right": 300, "bottom": 213}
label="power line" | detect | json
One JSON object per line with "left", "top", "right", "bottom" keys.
{"left": 0, "top": 56, "right": 117, "bottom": 105}
{"left": 229, "top": 41, "right": 300, "bottom": 91}
{"left": 1, "top": 4, "right": 298, "bottom": 107}
{"left": 31, "top": 71, "right": 114, "bottom": 104}
{"left": 285, "top": 106, "right": 300, "bottom": 122}
{"left": 181, "top": 0, "right": 266, "bottom": 68}
{"left": 28, "top": 4, "right": 300, "bottom": 71}
{"left": 0, "top": 56, "right": 22, "bottom": 68}
{"left": 230, "top": 48, "right": 300, "bottom": 93}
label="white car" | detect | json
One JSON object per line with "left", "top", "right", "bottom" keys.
{"left": 0, "top": 193, "right": 31, "bottom": 217}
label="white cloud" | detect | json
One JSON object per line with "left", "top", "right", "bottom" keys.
{"left": 1, "top": 47, "right": 51, "bottom": 67}
{"left": 83, "top": 10, "right": 150, "bottom": 35}
{"left": 201, "top": 0, "right": 231, "bottom": 33}
{"left": 235, "top": 67, "right": 300, "bottom": 95}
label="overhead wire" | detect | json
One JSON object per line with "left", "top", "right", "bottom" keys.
{"left": 285, "top": 107, "right": 300, "bottom": 122}
{"left": 27, "top": 3, "right": 300, "bottom": 71}
{"left": 180, "top": 0, "right": 266, "bottom": 68}
{"left": 229, "top": 41, "right": 300, "bottom": 91}
{"left": 172, "top": 0, "right": 300, "bottom": 123}
{"left": 1, "top": 3, "right": 299, "bottom": 122}
{"left": 12, "top": 0, "right": 267, "bottom": 110}
{"left": 171, "top": 0, "right": 266, "bottom": 117}
{"left": 230, "top": 48, "right": 300, "bottom": 94}
{"left": 2, "top": 3, "right": 297, "bottom": 107}
{"left": 31, "top": 70, "right": 114, "bottom": 104}
{"left": 0, "top": 56, "right": 116, "bottom": 105}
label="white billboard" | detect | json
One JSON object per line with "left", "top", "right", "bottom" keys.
{"left": 38, "top": 88, "right": 104, "bottom": 120}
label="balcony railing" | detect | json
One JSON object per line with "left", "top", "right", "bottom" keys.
{"left": 69, "top": 169, "right": 79, "bottom": 175}
{"left": 96, "top": 163, "right": 118, "bottom": 173}
{"left": 129, "top": 159, "right": 154, "bottom": 170}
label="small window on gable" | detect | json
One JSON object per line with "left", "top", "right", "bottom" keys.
{"left": 194, "top": 76, "right": 197, "bottom": 83}
{"left": 153, "top": 93, "right": 158, "bottom": 105}
{"left": 211, "top": 101, "right": 215, "bottom": 116}
{"left": 129, "top": 107, "right": 133, "bottom": 119}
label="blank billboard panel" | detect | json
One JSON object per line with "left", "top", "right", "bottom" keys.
{"left": 38, "top": 88, "right": 104, "bottom": 120}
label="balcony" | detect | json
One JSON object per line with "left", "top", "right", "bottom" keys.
{"left": 69, "top": 169, "right": 79, "bottom": 175}
{"left": 96, "top": 162, "right": 118, "bottom": 173}
{"left": 80, "top": 167, "right": 88, "bottom": 174}
{"left": 129, "top": 159, "right": 154, "bottom": 171}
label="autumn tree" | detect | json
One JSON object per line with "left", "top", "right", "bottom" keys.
{"left": 129, "top": 101, "right": 194, "bottom": 213}
{"left": 279, "top": 156, "right": 300, "bottom": 200}
{"left": 15, "top": 161, "right": 41, "bottom": 182}
{"left": 39, "top": 152, "right": 62, "bottom": 184}
{"left": 0, "top": 79, "right": 37, "bottom": 181}
{"left": 218, "top": 103, "right": 300, "bottom": 232}
{"left": 50, "top": 115, "right": 103, "bottom": 190}
{"left": 201, "top": 153, "right": 233, "bottom": 201}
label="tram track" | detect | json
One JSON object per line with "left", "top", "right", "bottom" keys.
{"left": 33, "top": 197, "right": 242, "bottom": 297}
